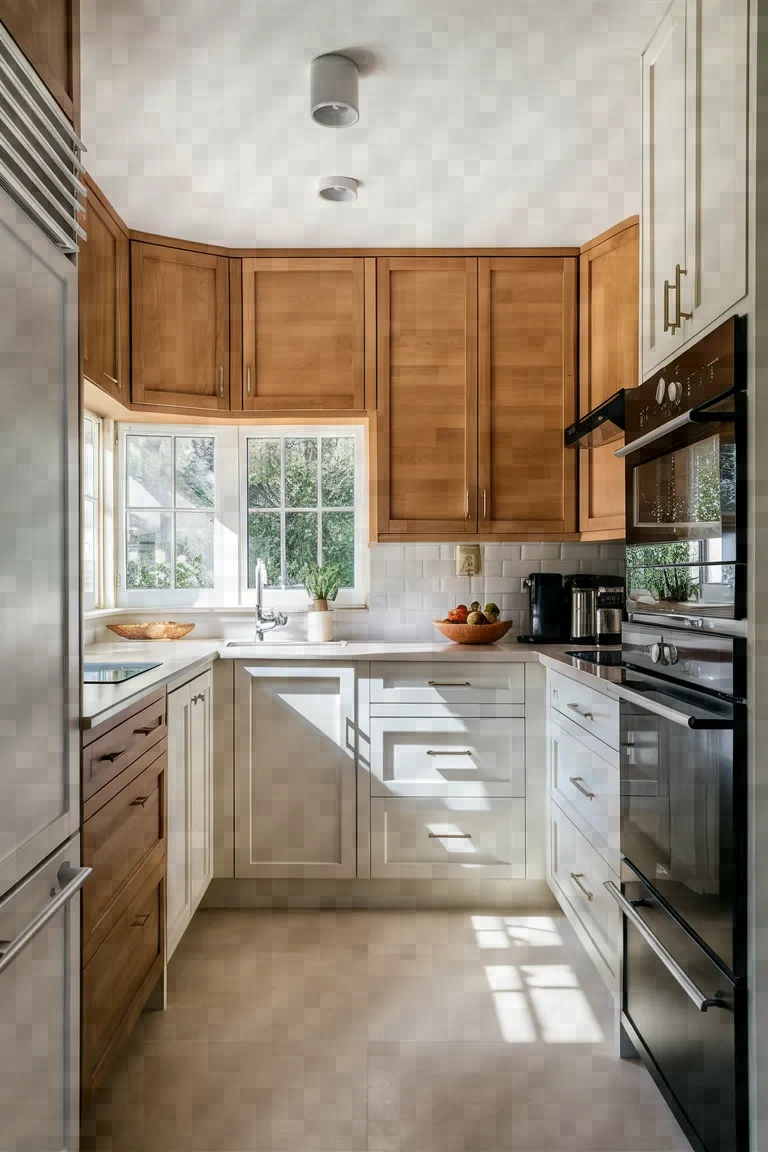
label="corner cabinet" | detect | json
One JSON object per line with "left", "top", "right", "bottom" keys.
{"left": 131, "top": 242, "right": 231, "bottom": 414}
{"left": 642, "top": 0, "right": 748, "bottom": 377}
{"left": 578, "top": 220, "right": 639, "bottom": 538}
{"left": 79, "top": 177, "right": 130, "bottom": 404}
{"left": 234, "top": 663, "right": 357, "bottom": 878}
{"left": 239, "top": 257, "right": 371, "bottom": 412}
{"left": 478, "top": 257, "right": 577, "bottom": 537}
{"left": 0, "top": 0, "right": 79, "bottom": 123}
{"left": 166, "top": 669, "right": 213, "bottom": 959}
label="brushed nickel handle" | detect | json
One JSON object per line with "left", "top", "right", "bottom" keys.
{"left": 570, "top": 872, "right": 594, "bottom": 901}
{"left": 247, "top": 365, "right": 251, "bottom": 395}
{"left": 0, "top": 864, "right": 91, "bottom": 976}
{"left": 427, "top": 749, "right": 473, "bottom": 757}
{"left": 674, "top": 263, "right": 692, "bottom": 325}
{"left": 569, "top": 776, "right": 595, "bottom": 800}
{"left": 566, "top": 703, "right": 594, "bottom": 721}
{"left": 483, "top": 488, "right": 487, "bottom": 519}
{"left": 99, "top": 748, "right": 127, "bottom": 762}
{"left": 219, "top": 366, "right": 224, "bottom": 397}
{"left": 465, "top": 489, "right": 470, "bottom": 520}
{"left": 429, "top": 832, "right": 472, "bottom": 839}
{"left": 663, "top": 278, "right": 673, "bottom": 333}
{"left": 428, "top": 680, "right": 471, "bottom": 687}
{"left": 131, "top": 914, "right": 150, "bottom": 928}
{"left": 130, "top": 796, "right": 149, "bottom": 807}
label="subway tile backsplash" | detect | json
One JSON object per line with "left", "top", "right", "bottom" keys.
{"left": 345, "top": 541, "right": 626, "bottom": 643}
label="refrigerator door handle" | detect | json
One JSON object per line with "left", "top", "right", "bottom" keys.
{"left": 0, "top": 863, "right": 91, "bottom": 976}
{"left": 604, "top": 881, "right": 726, "bottom": 1013}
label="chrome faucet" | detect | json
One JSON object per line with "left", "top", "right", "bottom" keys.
{"left": 254, "top": 559, "right": 287, "bottom": 641}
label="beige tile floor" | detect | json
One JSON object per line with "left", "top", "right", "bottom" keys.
{"left": 82, "top": 909, "right": 690, "bottom": 1152}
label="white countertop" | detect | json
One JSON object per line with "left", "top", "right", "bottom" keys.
{"left": 82, "top": 638, "right": 621, "bottom": 729}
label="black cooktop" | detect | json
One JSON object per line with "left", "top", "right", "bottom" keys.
{"left": 565, "top": 649, "right": 624, "bottom": 667}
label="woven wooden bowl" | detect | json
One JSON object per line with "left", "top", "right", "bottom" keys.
{"left": 433, "top": 619, "right": 513, "bottom": 645}
{"left": 106, "top": 622, "right": 196, "bottom": 641}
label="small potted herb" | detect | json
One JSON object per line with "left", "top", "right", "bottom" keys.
{"left": 301, "top": 561, "right": 343, "bottom": 641}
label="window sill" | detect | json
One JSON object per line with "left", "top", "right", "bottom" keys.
{"left": 84, "top": 604, "right": 369, "bottom": 621}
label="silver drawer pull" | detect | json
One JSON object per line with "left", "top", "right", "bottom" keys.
{"left": 604, "top": 882, "right": 726, "bottom": 1013}
{"left": 428, "top": 680, "right": 471, "bottom": 687}
{"left": 428, "top": 832, "right": 472, "bottom": 839}
{"left": 570, "top": 872, "right": 594, "bottom": 901}
{"left": 567, "top": 703, "right": 594, "bottom": 720}
{"left": 569, "top": 776, "right": 595, "bottom": 800}
{"left": 427, "top": 749, "right": 473, "bottom": 757}
{"left": 0, "top": 864, "right": 91, "bottom": 976}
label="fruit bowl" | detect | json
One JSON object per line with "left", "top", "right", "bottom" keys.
{"left": 433, "top": 619, "right": 513, "bottom": 645}
{"left": 106, "top": 622, "right": 195, "bottom": 641}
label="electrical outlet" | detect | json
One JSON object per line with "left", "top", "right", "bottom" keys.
{"left": 455, "top": 545, "right": 481, "bottom": 578}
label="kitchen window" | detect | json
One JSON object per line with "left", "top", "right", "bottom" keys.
{"left": 116, "top": 423, "right": 366, "bottom": 608}
{"left": 83, "top": 411, "right": 102, "bottom": 611}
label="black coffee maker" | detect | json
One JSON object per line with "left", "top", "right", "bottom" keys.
{"left": 518, "top": 573, "right": 565, "bottom": 643}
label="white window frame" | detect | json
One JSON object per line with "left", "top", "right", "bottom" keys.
{"left": 239, "top": 425, "right": 368, "bottom": 610}
{"left": 117, "top": 424, "right": 239, "bottom": 608}
{"left": 83, "top": 410, "right": 102, "bottom": 611}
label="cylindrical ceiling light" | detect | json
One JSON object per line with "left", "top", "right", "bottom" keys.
{"left": 310, "top": 53, "right": 359, "bottom": 127}
{"left": 317, "top": 176, "right": 358, "bottom": 202}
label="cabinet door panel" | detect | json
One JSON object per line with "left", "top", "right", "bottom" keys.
{"left": 0, "top": 0, "right": 78, "bottom": 121}
{"left": 642, "top": 0, "right": 690, "bottom": 375}
{"left": 80, "top": 178, "right": 130, "bottom": 403}
{"left": 131, "top": 242, "right": 230, "bottom": 413}
{"left": 188, "top": 671, "right": 213, "bottom": 914}
{"left": 377, "top": 258, "right": 478, "bottom": 535}
{"left": 166, "top": 686, "right": 190, "bottom": 959}
{"left": 478, "top": 258, "right": 577, "bottom": 535}
{"left": 579, "top": 222, "right": 638, "bottom": 537}
{"left": 242, "top": 257, "right": 366, "bottom": 411}
{"left": 234, "top": 664, "right": 357, "bottom": 878}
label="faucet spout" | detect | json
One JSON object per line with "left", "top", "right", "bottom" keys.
{"left": 253, "top": 558, "right": 288, "bottom": 641}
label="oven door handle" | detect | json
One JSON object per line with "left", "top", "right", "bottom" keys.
{"left": 604, "top": 882, "right": 726, "bottom": 1013}
{"left": 614, "top": 388, "right": 736, "bottom": 458}
{"left": 614, "top": 683, "right": 733, "bottom": 730}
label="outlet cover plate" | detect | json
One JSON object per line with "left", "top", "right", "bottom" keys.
{"left": 455, "top": 545, "right": 481, "bottom": 578}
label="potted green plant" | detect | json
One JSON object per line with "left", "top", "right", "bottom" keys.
{"left": 301, "top": 562, "right": 343, "bottom": 641}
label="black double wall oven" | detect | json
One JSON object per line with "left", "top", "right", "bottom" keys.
{"left": 611, "top": 317, "right": 748, "bottom": 1152}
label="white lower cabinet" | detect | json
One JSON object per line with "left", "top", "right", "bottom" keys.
{"left": 549, "top": 800, "right": 620, "bottom": 987}
{"left": 234, "top": 663, "right": 357, "bottom": 878}
{"left": 167, "top": 669, "right": 213, "bottom": 960}
{"left": 371, "top": 797, "right": 526, "bottom": 879}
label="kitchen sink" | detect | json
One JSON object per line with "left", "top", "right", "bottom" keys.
{"left": 226, "top": 640, "right": 348, "bottom": 648}
{"left": 84, "top": 661, "right": 161, "bottom": 683}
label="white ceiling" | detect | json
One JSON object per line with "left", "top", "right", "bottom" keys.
{"left": 80, "top": 0, "right": 668, "bottom": 249}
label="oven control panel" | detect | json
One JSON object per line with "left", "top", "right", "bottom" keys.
{"left": 625, "top": 315, "right": 744, "bottom": 445}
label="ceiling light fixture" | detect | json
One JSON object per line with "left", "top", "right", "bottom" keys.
{"left": 310, "top": 53, "right": 359, "bottom": 127}
{"left": 317, "top": 176, "right": 358, "bottom": 202}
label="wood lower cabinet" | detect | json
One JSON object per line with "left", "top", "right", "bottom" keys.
{"left": 131, "top": 242, "right": 230, "bottom": 413}
{"left": 478, "top": 257, "right": 577, "bottom": 536}
{"left": 0, "top": 0, "right": 79, "bottom": 122}
{"left": 166, "top": 669, "right": 213, "bottom": 959}
{"left": 578, "top": 219, "right": 639, "bottom": 538}
{"left": 240, "top": 257, "right": 370, "bottom": 412}
{"left": 234, "top": 663, "right": 357, "bottom": 878}
{"left": 376, "top": 257, "right": 478, "bottom": 536}
{"left": 79, "top": 176, "right": 130, "bottom": 403}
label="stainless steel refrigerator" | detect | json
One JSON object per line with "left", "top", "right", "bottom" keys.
{"left": 0, "top": 22, "right": 88, "bottom": 1152}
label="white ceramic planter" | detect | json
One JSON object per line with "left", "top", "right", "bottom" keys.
{"left": 307, "top": 608, "right": 334, "bottom": 643}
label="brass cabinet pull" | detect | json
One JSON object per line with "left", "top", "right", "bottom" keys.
{"left": 567, "top": 703, "right": 593, "bottom": 721}
{"left": 569, "top": 776, "right": 595, "bottom": 800}
{"left": 99, "top": 749, "right": 127, "bottom": 762}
{"left": 428, "top": 680, "right": 471, "bottom": 687}
{"left": 674, "top": 263, "right": 692, "bottom": 326}
{"left": 427, "top": 749, "right": 473, "bottom": 757}
{"left": 130, "top": 796, "right": 149, "bottom": 807}
{"left": 428, "top": 832, "right": 472, "bottom": 839}
{"left": 131, "top": 914, "right": 150, "bottom": 928}
{"left": 465, "top": 489, "right": 470, "bottom": 519}
{"left": 247, "top": 365, "right": 252, "bottom": 395}
{"left": 663, "top": 277, "right": 673, "bottom": 333}
{"left": 570, "top": 872, "right": 594, "bottom": 901}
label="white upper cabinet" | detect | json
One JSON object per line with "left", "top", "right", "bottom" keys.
{"left": 642, "top": 0, "right": 748, "bottom": 377}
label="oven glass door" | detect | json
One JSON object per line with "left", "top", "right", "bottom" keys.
{"left": 620, "top": 694, "right": 736, "bottom": 972}
{"left": 625, "top": 421, "right": 741, "bottom": 618}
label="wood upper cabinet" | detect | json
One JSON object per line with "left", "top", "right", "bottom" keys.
{"left": 240, "top": 257, "right": 369, "bottom": 412}
{"left": 0, "top": 0, "right": 80, "bottom": 123}
{"left": 478, "top": 257, "right": 577, "bottom": 536}
{"left": 131, "top": 242, "right": 230, "bottom": 413}
{"left": 376, "top": 257, "right": 478, "bottom": 536}
{"left": 579, "top": 219, "right": 639, "bottom": 538}
{"left": 79, "top": 176, "right": 130, "bottom": 404}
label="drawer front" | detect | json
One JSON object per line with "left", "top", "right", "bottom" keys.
{"left": 83, "top": 693, "right": 167, "bottom": 800}
{"left": 82, "top": 863, "right": 163, "bottom": 1094}
{"left": 550, "top": 718, "right": 619, "bottom": 857}
{"left": 548, "top": 670, "right": 619, "bottom": 750}
{"left": 549, "top": 801, "right": 619, "bottom": 976}
{"left": 371, "top": 797, "right": 526, "bottom": 879}
{"left": 369, "top": 661, "right": 525, "bottom": 706}
{"left": 370, "top": 716, "right": 525, "bottom": 797}
{"left": 82, "top": 749, "right": 166, "bottom": 961}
